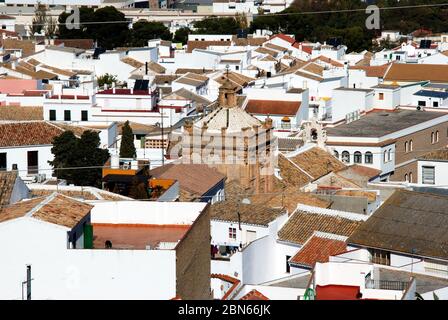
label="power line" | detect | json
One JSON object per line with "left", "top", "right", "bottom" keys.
{"left": 9, "top": 2, "right": 448, "bottom": 27}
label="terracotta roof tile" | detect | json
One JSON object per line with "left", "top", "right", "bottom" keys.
{"left": 210, "top": 199, "right": 284, "bottom": 226}
{"left": 0, "top": 121, "right": 65, "bottom": 147}
{"left": 349, "top": 64, "right": 390, "bottom": 78}
{"left": 149, "top": 163, "right": 225, "bottom": 196}
{"left": 0, "top": 193, "right": 92, "bottom": 228}
{"left": 0, "top": 106, "right": 43, "bottom": 121}
{"left": 289, "top": 234, "right": 347, "bottom": 268}
{"left": 278, "top": 207, "right": 364, "bottom": 245}
{"left": 246, "top": 99, "right": 301, "bottom": 116}
{"left": 0, "top": 171, "right": 19, "bottom": 206}
{"left": 240, "top": 289, "right": 269, "bottom": 300}
{"left": 384, "top": 63, "right": 448, "bottom": 82}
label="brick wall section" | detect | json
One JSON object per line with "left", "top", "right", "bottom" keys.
{"left": 175, "top": 204, "right": 211, "bottom": 300}
{"left": 390, "top": 122, "right": 448, "bottom": 183}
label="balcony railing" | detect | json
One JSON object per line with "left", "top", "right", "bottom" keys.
{"left": 365, "top": 279, "right": 409, "bottom": 291}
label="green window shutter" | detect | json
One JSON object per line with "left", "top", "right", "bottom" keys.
{"left": 83, "top": 224, "right": 93, "bottom": 249}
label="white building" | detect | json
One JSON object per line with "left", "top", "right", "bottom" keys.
{"left": 0, "top": 195, "right": 210, "bottom": 300}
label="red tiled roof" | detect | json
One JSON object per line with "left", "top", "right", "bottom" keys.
{"left": 316, "top": 285, "right": 361, "bottom": 300}
{"left": 270, "top": 34, "right": 295, "bottom": 45}
{"left": 349, "top": 64, "right": 390, "bottom": 78}
{"left": 240, "top": 289, "right": 269, "bottom": 300}
{"left": 211, "top": 274, "right": 241, "bottom": 300}
{"left": 289, "top": 235, "right": 347, "bottom": 268}
{"left": 245, "top": 99, "right": 301, "bottom": 116}
{"left": 0, "top": 121, "right": 66, "bottom": 147}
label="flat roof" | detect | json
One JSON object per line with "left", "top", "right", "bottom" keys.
{"left": 92, "top": 224, "right": 190, "bottom": 250}
{"left": 326, "top": 109, "right": 447, "bottom": 138}
{"left": 334, "top": 87, "right": 373, "bottom": 93}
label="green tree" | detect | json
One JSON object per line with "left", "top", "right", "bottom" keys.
{"left": 57, "top": 6, "right": 128, "bottom": 49}
{"left": 173, "top": 27, "right": 191, "bottom": 45}
{"left": 129, "top": 20, "right": 172, "bottom": 47}
{"left": 193, "top": 16, "right": 240, "bottom": 34}
{"left": 120, "top": 121, "right": 136, "bottom": 159}
{"left": 29, "top": 2, "right": 48, "bottom": 36}
{"left": 97, "top": 73, "right": 117, "bottom": 87}
{"left": 49, "top": 130, "right": 109, "bottom": 187}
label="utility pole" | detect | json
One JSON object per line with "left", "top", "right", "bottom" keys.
{"left": 22, "top": 265, "right": 33, "bottom": 300}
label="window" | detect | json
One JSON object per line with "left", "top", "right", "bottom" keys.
{"left": 341, "top": 151, "right": 350, "bottom": 163}
{"left": 49, "top": 110, "right": 56, "bottom": 121}
{"left": 365, "top": 152, "right": 373, "bottom": 164}
{"left": 334, "top": 150, "right": 339, "bottom": 159}
{"left": 354, "top": 151, "right": 362, "bottom": 164}
{"left": 228, "top": 227, "right": 237, "bottom": 240}
{"left": 64, "top": 110, "right": 71, "bottom": 121}
{"left": 383, "top": 150, "right": 387, "bottom": 163}
{"left": 436, "top": 131, "right": 439, "bottom": 142}
{"left": 370, "top": 249, "right": 390, "bottom": 266}
{"left": 81, "top": 110, "right": 88, "bottom": 121}
{"left": 286, "top": 255, "right": 291, "bottom": 273}
{"left": 388, "top": 149, "right": 392, "bottom": 162}
{"left": 1, "top": 25, "right": 6, "bottom": 30}
{"left": 404, "top": 141, "right": 408, "bottom": 153}
{"left": 409, "top": 140, "right": 413, "bottom": 151}
{"left": 281, "top": 117, "right": 291, "bottom": 129}
{"left": 379, "top": 92, "right": 384, "bottom": 100}
{"left": 409, "top": 172, "right": 413, "bottom": 182}
{"left": 422, "top": 166, "right": 435, "bottom": 185}
{"left": 235, "top": 65, "right": 239, "bottom": 71}
{"left": 0, "top": 153, "right": 6, "bottom": 171}
{"left": 418, "top": 100, "right": 426, "bottom": 107}
{"left": 431, "top": 132, "right": 435, "bottom": 144}
{"left": 27, "top": 151, "right": 38, "bottom": 175}
{"left": 433, "top": 101, "right": 439, "bottom": 107}
{"left": 404, "top": 173, "right": 408, "bottom": 182}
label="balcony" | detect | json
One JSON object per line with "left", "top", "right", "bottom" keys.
{"left": 365, "top": 279, "right": 410, "bottom": 291}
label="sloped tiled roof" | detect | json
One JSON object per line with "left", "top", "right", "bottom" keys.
{"left": 240, "top": 289, "right": 269, "bottom": 300}
{"left": 149, "top": 163, "right": 225, "bottom": 197}
{"left": 0, "top": 171, "right": 19, "bottom": 206}
{"left": 210, "top": 199, "right": 284, "bottom": 226}
{"left": 0, "top": 106, "right": 43, "bottom": 121}
{"left": 0, "top": 193, "right": 92, "bottom": 228}
{"left": 246, "top": 99, "right": 301, "bottom": 116}
{"left": 289, "top": 233, "right": 347, "bottom": 268}
{"left": 0, "top": 121, "right": 65, "bottom": 147}
{"left": 419, "top": 148, "right": 448, "bottom": 161}
{"left": 278, "top": 205, "right": 365, "bottom": 245}
{"left": 347, "top": 189, "right": 448, "bottom": 260}
{"left": 349, "top": 64, "right": 390, "bottom": 78}
{"left": 384, "top": 63, "right": 448, "bottom": 82}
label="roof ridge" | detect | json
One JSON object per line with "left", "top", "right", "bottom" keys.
{"left": 25, "top": 192, "right": 57, "bottom": 217}
{"left": 281, "top": 153, "right": 315, "bottom": 180}
{"left": 312, "top": 231, "right": 348, "bottom": 242}
{"left": 295, "top": 204, "right": 368, "bottom": 221}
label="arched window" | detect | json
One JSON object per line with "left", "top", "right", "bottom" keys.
{"left": 383, "top": 150, "right": 388, "bottom": 163}
{"left": 404, "top": 141, "right": 408, "bottom": 153}
{"left": 436, "top": 130, "right": 439, "bottom": 142}
{"left": 409, "top": 140, "right": 413, "bottom": 151}
{"left": 334, "top": 150, "right": 339, "bottom": 159}
{"left": 431, "top": 132, "right": 435, "bottom": 144}
{"left": 409, "top": 172, "right": 413, "bottom": 182}
{"left": 341, "top": 151, "right": 350, "bottom": 163}
{"left": 404, "top": 174, "right": 408, "bottom": 182}
{"left": 354, "top": 151, "right": 362, "bottom": 164}
{"left": 365, "top": 152, "right": 373, "bottom": 164}
{"left": 388, "top": 149, "right": 392, "bottom": 162}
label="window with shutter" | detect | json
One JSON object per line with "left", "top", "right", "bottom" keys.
{"left": 422, "top": 166, "right": 435, "bottom": 185}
